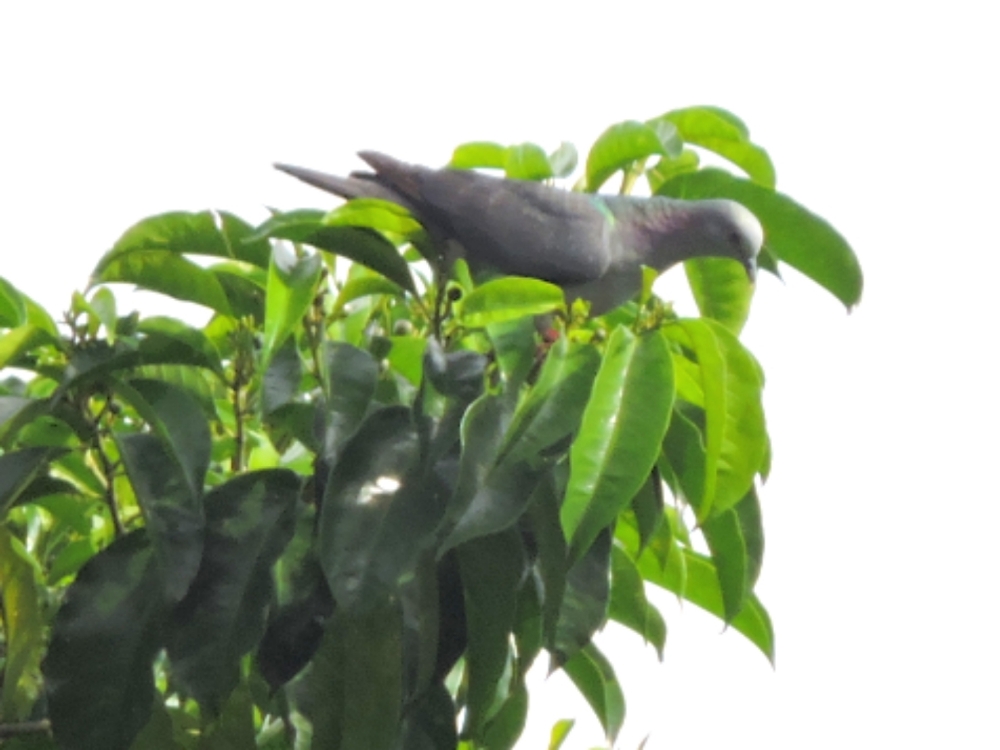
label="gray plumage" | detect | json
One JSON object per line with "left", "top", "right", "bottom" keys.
{"left": 275, "top": 152, "right": 763, "bottom": 315}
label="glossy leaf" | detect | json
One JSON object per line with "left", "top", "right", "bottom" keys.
{"left": 320, "top": 342, "right": 379, "bottom": 465}
{"left": 324, "top": 197, "right": 423, "bottom": 236}
{"left": 0, "top": 446, "right": 63, "bottom": 517}
{"left": 0, "top": 325, "right": 58, "bottom": 371}
{"left": 666, "top": 319, "right": 767, "bottom": 519}
{"left": 608, "top": 543, "right": 666, "bottom": 656}
{"left": 586, "top": 120, "right": 677, "bottom": 192}
{"left": 0, "top": 276, "right": 27, "bottom": 328}
{"left": 262, "top": 213, "right": 417, "bottom": 295}
{"left": 701, "top": 504, "right": 749, "bottom": 623}
{"left": 655, "top": 106, "right": 776, "bottom": 187}
{"left": 165, "top": 470, "right": 300, "bottom": 712}
{"left": 442, "top": 395, "right": 541, "bottom": 550}
{"left": 450, "top": 141, "right": 509, "bottom": 170}
{"left": 92, "top": 249, "right": 233, "bottom": 315}
{"left": 319, "top": 407, "right": 445, "bottom": 609}
{"left": 618, "top": 521, "right": 774, "bottom": 661}
{"left": 458, "top": 277, "right": 565, "bottom": 328}
{"left": 645, "top": 149, "right": 700, "bottom": 192}
{"left": 551, "top": 528, "right": 611, "bottom": 666}
{"left": 115, "top": 378, "right": 211, "bottom": 500}
{"left": 548, "top": 142, "right": 578, "bottom": 178}
{"left": 43, "top": 531, "right": 165, "bottom": 750}
{"left": 496, "top": 336, "right": 601, "bottom": 467}
{"left": 659, "top": 168, "right": 863, "bottom": 308}
{"left": 135, "top": 316, "right": 225, "bottom": 376}
{"left": 481, "top": 681, "right": 529, "bottom": 750}
{"left": 457, "top": 530, "right": 525, "bottom": 737}
{"left": 562, "top": 327, "right": 674, "bottom": 561}
{"left": 505, "top": 142, "right": 553, "bottom": 181}
{"left": 684, "top": 256, "right": 755, "bottom": 335}
{"left": 562, "top": 643, "right": 625, "bottom": 742}
{"left": 262, "top": 245, "right": 322, "bottom": 367}
{"left": 0, "top": 527, "right": 45, "bottom": 720}
{"left": 334, "top": 605, "right": 405, "bottom": 750}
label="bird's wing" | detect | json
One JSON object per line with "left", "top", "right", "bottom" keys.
{"left": 359, "top": 153, "right": 613, "bottom": 285}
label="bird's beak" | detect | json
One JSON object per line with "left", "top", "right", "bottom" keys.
{"left": 744, "top": 260, "right": 757, "bottom": 283}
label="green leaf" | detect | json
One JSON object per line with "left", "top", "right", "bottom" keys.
{"left": 586, "top": 120, "right": 676, "bottom": 192}
{"left": 655, "top": 106, "right": 776, "bottom": 187}
{"left": 684, "top": 256, "right": 755, "bottom": 335}
{"left": 319, "top": 407, "right": 444, "bottom": 609}
{"left": 294, "top": 603, "right": 404, "bottom": 750}
{"left": 496, "top": 337, "right": 601, "bottom": 467}
{"left": 115, "top": 378, "right": 211, "bottom": 499}
{"left": 94, "top": 211, "right": 269, "bottom": 273}
{"left": 629, "top": 469, "right": 665, "bottom": 553}
{"left": 548, "top": 142, "right": 578, "bottom": 178}
{"left": 0, "top": 276, "right": 27, "bottom": 328}
{"left": 115, "top": 431, "right": 205, "bottom": 603}
{"left": 526, "top": 472, "right": 568, "bottom": 651}
{"left": 505, "top": 143, "right": 553, "bottom": 181}
{"left": 450, "top": 141, "right": 509, "bottom": 170}
{"left": 481, "top": 681, "right": 529, "bottom": 750}
{"left": 261, "top": 337, "right": 302, "bottom": 416}
{"left": 701, "top": 505, "right": 748, "bottom": 623}
{"left": 665, "top": 320, "right": 767, "bottom": 519}
{"left": 43, "top": 530, "right": 166, "bottom": 750}
{"left": 165, "top": 470, "right": 300, "bottom": 713}
{"left": 617, "top": 521, "right": 774, "bottom": 661}
{"left": 262, "top": 246, "right": 322, "bottom": 367}
{"left": 552, "top": 528, "right": 611, "bottom": 666}
{"left": 645, "top": 149, "right": 700, "bottom": 193}
{"left": 608, "top": 543, "right": 666, "bottom": 656}
{"left": 457, "top": 530, "right": 524, "bottom": 738}
{"left": 0, "top": 325, "right": 58, "bottom": 371}
{"left": 443, "top": 395, "right": 542, "bottom": 550}
{"left": 0, "top": 527, "right": 45, "bottom": 720}
{"left": 135, "top": 316, "right": 225, "bottom": 377}
{"left": 562, "top": 643, "right": 625, "bottom": 743}
{"left": 548, "top": 719, "right": 575, "bottom": 750}
{"left": 397, "top": 682, "right": 459, "bottom": 750}
{"left": 92, "top": 249, "right": 233, "bottom": 315}
{"left": 458, "top": 277, "right": 565, "bottom": 328}
{"left": 561, "top": 327, "right": 674, "bottom": 561}
{"left": 659, "top": 168, "right": 863, "bottom": 308}
{"left": 0, "top": 446, "right": 63, "bottom": 517}
{"left": 323, "top": 197, "right": 423, "bottom": 236}
{"left": 320, "top": 342, "right": 379, "bottom": 465}
{"left": 486, "top": 317, "right": 538, "bottom": 389}
{"left": 262, "top": 214, "right": 417, "bottom": 295}
{"left": 332, "top": 275, "right": 405, "bottom": 315}
{"left": 196, "top": 682, "right": 256, "bottom": 750}
{"left": 89, "top": 287, "right": 118, "bottom": 343}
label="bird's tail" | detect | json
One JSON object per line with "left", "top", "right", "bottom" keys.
{"left": 273, "top": 162, "right": 403, "bottom": 204}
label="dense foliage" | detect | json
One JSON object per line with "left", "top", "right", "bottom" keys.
{"left": 0, "top": 107, "right": 861, "bottom": 749}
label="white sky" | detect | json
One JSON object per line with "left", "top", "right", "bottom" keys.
{"left": 2, "top": 2, "right": 998, "bottom": 747}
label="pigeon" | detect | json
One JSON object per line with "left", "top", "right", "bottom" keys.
{"left": 275, "top": 152, "right": 763, "bottom": 315}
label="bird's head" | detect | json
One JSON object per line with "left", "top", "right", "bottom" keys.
{"left": 690, "top": 199, "right": 763, "bottom": 281}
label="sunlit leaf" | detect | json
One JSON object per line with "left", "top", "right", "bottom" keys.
{"left": 654, "top": 106, "right": 776, "bottom": 187}
{"left": 458, "top": 277, "right": 565, "bottom": 328}
{"left": 659, "top": 168, "right": 863, "bottom": 308}
{"left": 562, "top": 643, "right": 625, "bottom": 742}
{"left": 562, "top": 327, "right": 674, "bottom": 561}
{"left": 0, "top": 527, "right": 45, "bottom": 720}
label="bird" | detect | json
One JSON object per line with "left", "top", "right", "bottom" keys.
{"left": 274, "top": 152, "right": 763, "bottom": 316}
